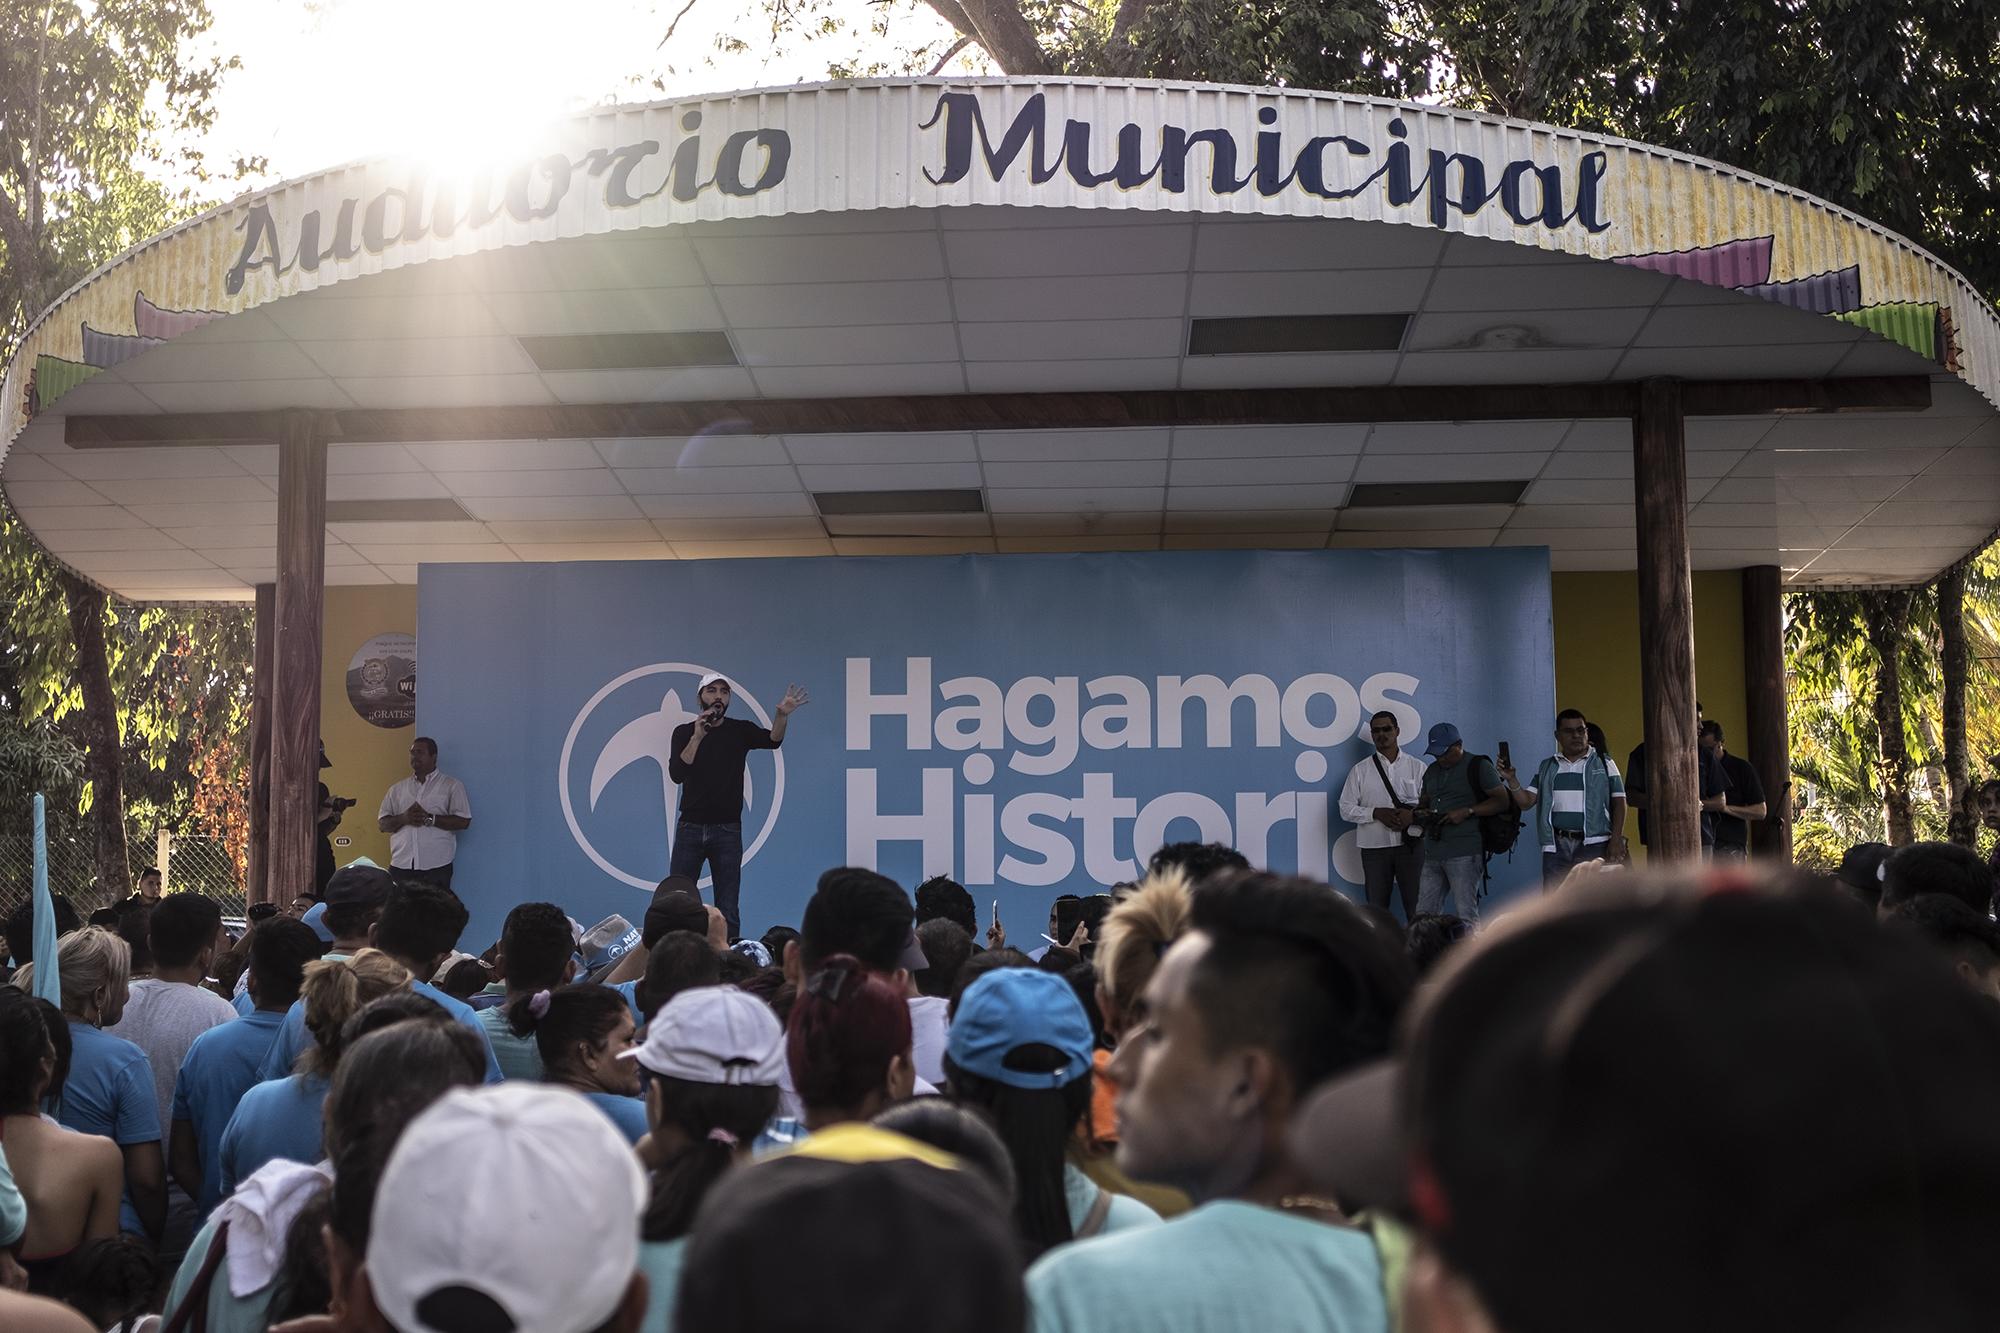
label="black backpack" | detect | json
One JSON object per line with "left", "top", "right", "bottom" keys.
{"left": 1462, "top": 753, "right": 1523, "bottom": 858}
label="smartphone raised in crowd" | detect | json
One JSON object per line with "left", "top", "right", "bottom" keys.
{"left": 1498, "top": 740, "right": 1511, "bottom": 768}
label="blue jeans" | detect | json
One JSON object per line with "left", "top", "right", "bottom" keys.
{"left": 1417, "top": 853, "right": 1483, "bottom": 920}
{"left": 670, "top": 820, "right": 743, "bottom": 941}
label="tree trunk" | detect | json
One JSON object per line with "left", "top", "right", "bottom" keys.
{"left": 1860, "top": 590, "right": 1917, "bottom": 845}
{"left": 59, "top": 572, "right": 131, "bottom": 903}
{"left": 1939, "top": 566, "right": 1977, "bottom": 846}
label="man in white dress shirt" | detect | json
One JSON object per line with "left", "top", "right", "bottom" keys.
{"left": 1337, "top": 711, "right": 1426, "bottom": 919}
{"left": 377, "top": 735, "right": 472, "bottom": 889}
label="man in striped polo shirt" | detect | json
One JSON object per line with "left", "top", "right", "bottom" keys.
{"left": 1501, "top": 709, "right": 1627, "bottom": 883}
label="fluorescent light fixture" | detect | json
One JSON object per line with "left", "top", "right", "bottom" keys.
{"left": 1346, "top": 480, "right": 1529, "bottom": 507}
{"left": 813, "top": 489, "right": 986, "bottom": 516}
{"left": 1187, "top": 314, "right": 1411, "bottom": 356}
{"left": 517, "top": 331, "right": 738, "bottom": 372}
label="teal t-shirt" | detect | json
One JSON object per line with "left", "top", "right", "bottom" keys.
{"left": 1026, "top": 1201, "right": 1389, "bottom": 1333}
{"left": 1062, "top": 1162, "right": 1160, "bottom": 1239}
{"left": 162, "top": 1214, "right": 274, "bottom": 1333}
{"left": 475, "top": 1004, "right": 544, "bottom": 1081}
{"left": 638, "top": 1237, "right": 687, "bottom": 1332}
{"left": 1418, "top": 754, "right": 1500, "bottom": 859}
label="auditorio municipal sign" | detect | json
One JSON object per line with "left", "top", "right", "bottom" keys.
{"left": 6, "top": 77, "right": 1995, "bottom": 453}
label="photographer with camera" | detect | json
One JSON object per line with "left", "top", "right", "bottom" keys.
{"left": 1415, "top": 722, "right": 1509, "bottom": 921}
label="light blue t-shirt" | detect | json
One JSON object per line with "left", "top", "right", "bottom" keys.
{"left": 1062, "top": 1162, "right": 1160, "bottom": 1239}
{"left": 173, "top": 1009, "right": 287, "bottom": 1213}
{"left": 231, "top": 989, "right": 256, "bottom": 1017}
{"left": 1026, "top": 1201, "right": 1389, "bottom": 1333}
{"left": 612, "top": 979, "right": 643, "bottom": 1023}
{"left": 59, "top": 1020, "right": 161, "bottom": 1236}
{"left": 256, "top": 979, "right": 503, "bottom": 1084}
{"left": 474, "top": 1003, "right": 544, "bottom": 1081}
{"left": 638, "top": 1238, "right": 687, "bottom": 1332}
{"left": 579, "top": 1089, "right": 650, "bottom": 1145}
{"left": 163, "top": 1213, "right": 273, "bottom": 1333}
{"left": 216, "top": 1073, "right": 330, "bottom": 1199}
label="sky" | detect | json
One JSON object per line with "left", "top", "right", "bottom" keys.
{"left": 191, "top": 0, "right": 958, "bottom": 188}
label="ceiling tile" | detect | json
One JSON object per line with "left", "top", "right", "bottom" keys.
{"left": 299, "top": 337, "right": 538, "bottom": 379}
{"left": 1164, "top": 531, "right": 1330, "bottom": 550}
{"left": 438, "top": 469, "right": 627, "bottom": 498}
{"left": 1405, "top": 307, "right": 1652, "bottom": 353}
{"left": 464, "top": 236, "right": 707, "bottom": 292}
{"left": 482, "top": 287, "right": 725, "bottom": 336}
{"left": 1165, "top": 510, "right": 1337, "bottom": 534}
{"left": 350, "top": 544, "right": 520, "bottom": 564}
{"left": 1193, "top": 218, "right": 1445, "bottom": 271}
{"left": 821, "top": 513, "right": 992, "bottom": 537}
{"left": 989, "top": 512, "right": 1162, "bottom": 536}
{"left": 997, "top": 535, "right": 1163, "bottom": 552}
{"left": 1178, "top": 352, "right": 1401, "bottom": 389}
{"left": 325, "top": 521, "right": 494, "bottom": 544}
{"left": 1423, "top": 263, "right": 1671, "bottom": 311}
{"left": 943, "top": 225, "right": 1193, "bottom": 278}
{"left": 1172, "top": 425, "right": 1369, "bottom": 458}
{"left": 733, "top": 324, "right": 960, "bottom": 367}
{"left": 650, "top": 517, "right": 828, "bottom": 541}
{"left": 982, "top": 459, "right": 1168, "bottom": 488}
{"left": 965, "top": 360, "right": 1180, "bottom": 392}
{"left": 1762, "top": 415, "right": 1981, "bottom": 451}
{"left": 21, "top": 506, "right": 149, "bottom": 530}
{"left": 485, "top": 520, "right": 661, "bottom": 544}
{"left": 540, "top": 367, "right": 758, "bottom": 402}
{"left": 337, "top": 375, "right": 556, "bottom": 408}
{"left": 614, "top": 465, "right": 802, "bottom": 494}
{"left": 1169, "top": 455, "right": 1354, "bottom": 486}
{"left": 91, "top": 476, "right": 273, "bottom": 506}
{"left": 21, "top": 379, "right": 159, "bottom": 415}
{"left": 1831, "top": 337, "right": 1939, "bottom": 376}
{"left": 65, "top": 549, "right": 217, "bottom": 574}
{"left": 162, "top": 525, "right": 279, "bottom": 548}
{"left": 45, "top": 447, "right": 249, "bottom": 481}
{"left": 404, "top": 440, "right": 608, "bottom": 471}
{"left": 977, "top": 430, "right": 1169, "bottom": 462}
{"left": 1440, "top": 234, "right": 1594, "bottom": 268}
{"left": 695, "top": 233, "right": 945, "bottom": 285}
{"left": 1187, "top": 269, "right": 1432, "bottom": 318}
{"left": 716, "top": 281, "right": 954, "bottom": 329}
{"left": 795, "top": 462, "right": 982, "bottom": 491}
{"left": 1166, "top": 483, "right": 1348, "bottom": 511}
{"left": 1835, "top": 523, "right": 1995, "bottom": 549}
{"left": 1508, "top": 504, "right": 1635, "bottom": 528}
{"left": 756, "top": 364, "right": 966, "bottom": 397}
{"left": 1925, "top": 446, "right": 2000, "bottom": 477}
{"left": 831, "top": 537, "right": 998, "bottom": 556}
{"left": 43, "top": 528, "right": 185, "bottom": 554}
{"left": 1635, "top": 303, "right": 1863, "bottom": 348}
{"left": 634, "top": 492, "right": 817, "bottom": 519}
{"left": 667, "top": 539, "right": 837, "bottom": 559}
{"left": 139, "top": 378, "right": 359, "bottom": 412}
{"left": 1327, "top": 529, "right": 1498, "bottom": 548}
{"left": 322, "top": 566, "right": 396, "bottom": 585}
{"left": 953, "top": 275, "right": 1187, "bottom": 322}
{"left": 1395, "top": 349, "right": 1625, "bottom": 385}
{"left": 1353, "top": 452, "right": 1546, "bottom": 484}
{"left": 1493, "top": 526, "right": 1635, "bottom": 550}
{"left": 1341, "top": 505, "right": 1517, "bottom": 531}
{"left": 1612, "top": 344, "right": 1852, "bottom": 379}
{"left": 326, "top": 444, "right": 427, "bottom": 474}
{"left": 326, "top": 474, "right": 453, "bottom": 502}
{"left": 785, "top": 434, "right": 977, "bottom": 465}
{"left": 126, "top": 501, "right": 276, "bottom": 528}
{"left": 1864, "top": 500, "right": 2000, "bottom": 527}
{"left": 506, "top": 542, "right": 677, "bottom": 561}
{"left": 457, "top": 496, "right": 643, "bottom": 521}
{"left": 596, "top": 435, "right": 792, "bottom": 468}
{"left": 265, "top": 292, "right": 504, "bottom": 341}
{"left": 985, "top": 487, "right": 1164, "bottom": 513}
{"left": 958, "top": 319, "right": 1183, "bottom": 362}
{"left": 1366, "top": 421, "right": 1569, "bottom": 454}
{"left": 116, "top": 339, "right": 323, "bottom": 382}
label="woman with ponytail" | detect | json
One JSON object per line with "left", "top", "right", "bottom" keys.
{"left": 624, "top": 984, "right": 785, "bottom": 1331}
{"left": 214, "top": 949, "right": 408, "bottom": 1195}
{"left": 786, "top": 954, "right": 914, "bottom": 1130}
{"left": 508, "top": 983, "right": 646, "bottom": 1142}
{"left": 946, "top": 967, "right": 1159, "bottom": 1260}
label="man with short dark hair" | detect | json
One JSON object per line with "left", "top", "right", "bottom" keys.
{"left": 1417, "top": 722, "right": 1510, "bottom": 917}
{"left": 135, "top": 866, "right": 163, "bottom": 906}
{"left": 911, "top": 918, "right": 972, "bottom": 1085}
{"left": 376, "top": 736, "right": 471, "bottom": 889}
{"left": 915, "top": 875, "right": 978, "bottom": 936}
{"left": 475, "top": 902, "right": 577, "bottom": 1079}
{"left": 1146, "top": 841, "right": 1250, "bottom": 883}
{"left": 791, "top": 867, "right": 927, "bottom": 980}
{"left": 668, "top": 674, "right": 807, "bottom": 941}
{"left": 107, "top": 893, "right": 236, "bottom": 1135}
{"left": 170, "top": 917, "right": 321, "bottom": 1213}
{"left": 1888, "top": 894, "right": 2000, "bottom": 1001}
{"left": 1339, "top": 710, "right": 1425, "bottom": 919}
{"left": 1502, "top": 709, "right": 1626, "bottom": 883}
{"left": 1027, "top": 870, "right": 1410, "bottom": 1332}
{"left": 1698, "top": 720, "right": 1767, "bottom": 859}
{"left": 1879, "top": 840, "right": 1996, "bottom": 918}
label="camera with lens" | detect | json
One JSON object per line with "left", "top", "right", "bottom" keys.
{"left": 329, "top": 795, "right": 358, "bottom": 812}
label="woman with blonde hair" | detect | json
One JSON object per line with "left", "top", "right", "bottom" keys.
{"left": 25, "top": 927, "right": 167, "bottom": 1241}
{"left": 215, "top": 949, "right": 408, "bottom": 1195}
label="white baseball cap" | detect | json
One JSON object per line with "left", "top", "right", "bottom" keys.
{"left": 620, "top": 984, "right": 784, "bottom": 1087}
{"left": 366, "top": 1084, "right": 647, "bottom": 1333}
{"left": 697, "top": 672, "right": 729, "bottom": 691}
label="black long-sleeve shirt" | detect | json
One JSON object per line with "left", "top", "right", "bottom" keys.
{"left": 668, "top": 717, "right": 779, "bottom": 823}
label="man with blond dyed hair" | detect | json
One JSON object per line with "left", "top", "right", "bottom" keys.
{"left": 1079, "top": 870, "right": 1195, "bottom": 1218}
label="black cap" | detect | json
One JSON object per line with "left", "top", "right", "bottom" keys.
{"left": 321, "top": 864, "right": 393, "bottom": 909}
{"left": 1836, "top": 841, "right": 1893, "bottom": 892}
{"left": 677, "top": 1132, "right": 1022, "bottom": 1333}
{"left": 1292, "top": 878, "right": 2000, "bottom": 1333}
{"left": 643, "top": 876, "right": 707, "bottom": 945}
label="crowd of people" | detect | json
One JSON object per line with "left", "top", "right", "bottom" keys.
{"left": 4, "top": 812, "right": 2000, "bottom": 1328}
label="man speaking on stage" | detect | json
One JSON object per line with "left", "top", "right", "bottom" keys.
{"left": 668, "top": 673, "right": 807, "bottom": 941}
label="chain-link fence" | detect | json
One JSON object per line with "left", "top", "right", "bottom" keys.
{"left": 0, "top": 830, "right": 245, "bottom": 924}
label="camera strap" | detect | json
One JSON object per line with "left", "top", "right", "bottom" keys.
{"left": 1371, "top": 754, "right": 1409, "bottom": 810}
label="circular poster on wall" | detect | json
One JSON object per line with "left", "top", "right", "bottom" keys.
{"left": 346, "top": 632, "right": 416, "bottom": 728}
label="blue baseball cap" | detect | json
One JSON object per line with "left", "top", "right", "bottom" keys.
{"left": 946, "top": 968, "right": 1095, "bottom": 1090}
{"left": 1424, "top": 722, "right": 1463, "bottom": 758}
{"left": 301, "top": 901, "right": 335, "bottom": 944}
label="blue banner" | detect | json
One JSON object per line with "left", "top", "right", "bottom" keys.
{"left": 418, "top": 549, "right": 1554, "bottom": 950}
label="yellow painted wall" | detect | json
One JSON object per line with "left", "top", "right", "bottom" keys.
{"left": 1551, "top": 570, "right": 1748, "bottom": 863}
{"left": 318, "top": 585, "right": 419, "bottom": 868}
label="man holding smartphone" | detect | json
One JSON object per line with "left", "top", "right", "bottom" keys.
{"left": 668, "top": 673, "right": 807, "bottom": 942}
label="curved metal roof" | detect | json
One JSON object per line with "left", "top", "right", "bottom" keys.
{"left": 3, "top": 78, "right": 1994, "bottom": 597}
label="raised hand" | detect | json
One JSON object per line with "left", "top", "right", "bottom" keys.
{"left": 776, "top": 683, "right": 810, "bottom": 716}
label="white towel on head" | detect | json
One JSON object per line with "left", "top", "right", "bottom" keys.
{"left": 216, "top": 1158, "right": 334, "bottom": 1298}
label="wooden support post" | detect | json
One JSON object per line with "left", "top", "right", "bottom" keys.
{"left": 1632, "top": 380, "right": 1702, "bottom": 861}
{"left": 1741, "top": 565, "right": 1792, "bottom": 862}
{"left": 270, "top": 412, "right": 326, "bottom": 908}
{"left": 246, "top": 583, "right": 275, "bottom": 906}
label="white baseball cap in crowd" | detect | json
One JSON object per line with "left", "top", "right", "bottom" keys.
{"left": 697, "top": 672, "right": 729, "bottom": 692}
{"left": 620, "top": 983, "right": 785, "bottom": 1087}
{"left": 366, "top": 1083, "right": 647, "bottom": 1333}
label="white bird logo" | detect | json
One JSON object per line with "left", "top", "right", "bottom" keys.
{"left": 588, "top": 690, "right": 753, "bottom": 861}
